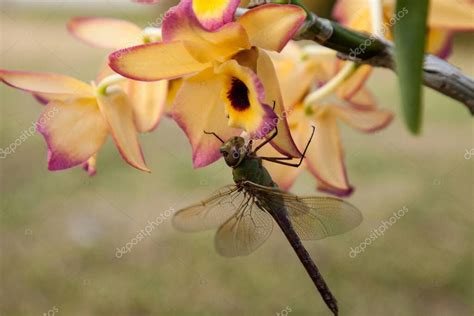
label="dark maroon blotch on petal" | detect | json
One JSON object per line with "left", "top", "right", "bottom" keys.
{"left": 228, "top": 77, "right": 250, "bottom": 111}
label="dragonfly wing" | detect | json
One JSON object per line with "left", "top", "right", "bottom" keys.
{"left": 284, "top": 196, "right": 362, "bottom": 240}
{"left": 243, "top": 181, "right": 362, "bottom": 240}
{"left": 215, "top": 195, "right": 273, "bottom": 257}
{"left": 173, "top": 185, "right": 243, "bottom": 232}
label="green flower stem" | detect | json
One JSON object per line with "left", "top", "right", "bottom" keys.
{"left": 295, "top": 13, "right": 386, "bottom": 60}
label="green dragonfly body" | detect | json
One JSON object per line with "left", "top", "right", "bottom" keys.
{"left": 232, "top": 154, "right": 274, "bottom": 186}
{"left": 173, "top": 133, "right": 362, "bottom": 316}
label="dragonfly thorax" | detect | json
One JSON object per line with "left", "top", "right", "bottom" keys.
{"left": 219, "top": 137, "right": 274, "bottom": 186}
{"left": 232, "top": 157, "right": 275, "bottom": 187}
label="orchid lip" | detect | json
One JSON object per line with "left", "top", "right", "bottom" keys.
{"left": 228, "top": 77, "right": 251, "bottom": 111}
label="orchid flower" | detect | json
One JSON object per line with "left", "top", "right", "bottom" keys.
{"left": 332, "top": 0, "right": 474, "bottom": 99}
{"left": 0, "top": 70, "right": 150, "bottom": 174}
{"left": 261, "top": 42, "right": 393, "bottom": 196}
{"left": 67, "top": 17, "right": 169, "bottom": 133}
{"left": 109, "top": 1, "right": 306, "bottom": 167}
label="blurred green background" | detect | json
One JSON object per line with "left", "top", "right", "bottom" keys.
{"left": 0, "top": 1, "right": 472, "bottom": 315}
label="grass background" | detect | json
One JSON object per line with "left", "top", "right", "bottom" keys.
{"left": 0, "top": 1, "right": 473, "bottom": 315}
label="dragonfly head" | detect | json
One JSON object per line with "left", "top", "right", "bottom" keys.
{"left": 220, "top": 136, "right": 247, "bottom": 167}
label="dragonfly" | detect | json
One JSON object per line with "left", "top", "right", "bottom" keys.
{"left": 173, "top": 125, "right": 362, "bottom": 316}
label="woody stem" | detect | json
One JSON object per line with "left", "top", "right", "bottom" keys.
{"left": 294, "top": 12, "right": 474, "bottom": 114}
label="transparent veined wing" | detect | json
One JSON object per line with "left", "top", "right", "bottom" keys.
{"left": 283, "top": 196, "right": 362, "bottom": 240}
{"left": 173, "top": 185, "right": 274, "bottom": 257}
{"left": 173, "top": 185, "right": 243, "bottom": 232}
{"left": 215, "top": 195, "right": 273, "bottom": 257}
{"left": 243, "top": 181, "right": 362, "bottom": 240}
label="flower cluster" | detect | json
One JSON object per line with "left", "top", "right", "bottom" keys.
{"left": 1, "top": 0, "right": 471, "bottom": 196}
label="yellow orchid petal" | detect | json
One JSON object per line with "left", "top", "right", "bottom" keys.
{"left": 332, "top": 105, "right": 393, "bottom": 133}
{"left": 68, "top": 17, "right": 142, "bottom": 49}
{"left": 109, "top": 41, "right": 209, "bottom": 81}
{"left": 255, "top": 48, "right": 301, "bottom": 157}
{"left": 270, "top": 42, "right": 340, "bottom": 107}
{"left": 83, "top": 154, "right": 98, "bottom": 176}
{"left": 337, "top": 64, "right": 373, "bottom": 100}
{"left": 172, "top": 68, "right": 241, "bottom": 168}
{"left": 165, "top": 79, "right": 183, "bottom": 115}
{"left": 36, "top": 98, "right": 108, "bottom": 171}
{"left": 238, "top": 4, "right": 306, "bottom": 52}
{"left": 270, "top": 43, "right": 319, "bottom": 108}
{"left": 426, "top": 29, "right": 453, "bottom": 58}
{"left": 428, "top": 0, "right": 474, "bottom": 30}
{"left": 181, "top": 23, "right": 251, "bottom": 63}
{"left": 125, "top": 80, "right": 168, "bottom": 133}
{"left": 334, "top": 0, "right": 405, "bottom": 43}
{"left": 341, "top": 4, "right": 371, "bottom": 32}
{"left": 162, "top": 2, "right": 250, "bottom": 63}
{"left": 96, "top": 87, "right": 150, "bottom": 172}
{"left": 305, "top": 108, "right": 353, "bottom": 196}
{"left": 347, "top": 88, "right": 377, "bottom": 111}
{"left": 217, "top": 60, "right": 278, "bottom": 139}
{"left": 188, "top": 0, "right": 241, "bottom": 30}
{"left": 333, "top": 0, "right": 365, "bottom": 24}
{"left": 0, "top": 70, "right": 93, "bottom": 101}
{"left": 333, "top": 0, "right": 392, "bottom": 34}
{"left": 96, "top": 63, "right": 169, "bottom": 135}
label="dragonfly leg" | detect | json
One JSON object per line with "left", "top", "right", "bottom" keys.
{"left": 260, "top": 126, "right": 316, "bottom": 168}
{"left": 252, "top": 126, "right": 278, "bottom": 154}
{"left": 252, "top": 101, "right": 279, "bottom": 154}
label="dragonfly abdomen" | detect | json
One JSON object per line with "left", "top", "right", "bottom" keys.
{"left": 264, "top": 196, "right": 340, "bottom": 316}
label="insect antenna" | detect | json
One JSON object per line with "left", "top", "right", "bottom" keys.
{"left": 204, "top": 130, "right": 225, "bottom": 144}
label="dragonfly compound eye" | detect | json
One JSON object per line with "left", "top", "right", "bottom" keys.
{"left": 232, "top": 148, "right": 240, "bottom": 159}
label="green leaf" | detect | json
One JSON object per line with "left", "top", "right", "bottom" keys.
{"left": 393, "top": 0, "right": 429, "bottom": 134}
